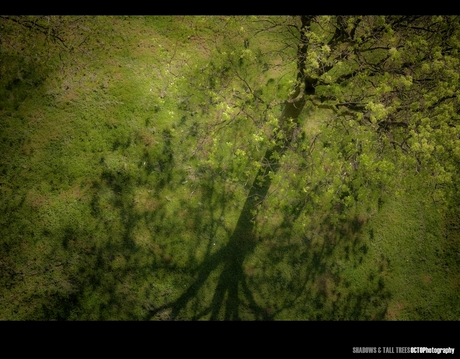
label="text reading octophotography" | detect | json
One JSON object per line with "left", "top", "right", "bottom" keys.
{"left": 352, "top": 347, "right": 456, "bottom": 354}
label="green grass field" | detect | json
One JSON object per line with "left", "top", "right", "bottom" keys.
{"left": 1, "top": 16, "right": 459, "bottom": 320}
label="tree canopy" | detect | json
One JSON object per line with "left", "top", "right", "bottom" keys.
{"left": 172, "top": 15, "right": 460, "bottom": 217}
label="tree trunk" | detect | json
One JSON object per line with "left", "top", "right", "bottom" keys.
{"left": 146, "top": 15, "right": 312, "bottom": 320}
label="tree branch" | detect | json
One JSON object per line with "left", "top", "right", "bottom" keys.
{"left": 0, "top": 15, "right": 69, "bottom": 50}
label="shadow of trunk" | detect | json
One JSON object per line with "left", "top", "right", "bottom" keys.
{"left": 146, "top": 17, "right": 312, "bottom": 320}
{"left": 146, "top": 92, "right": 307, "bottom": 320}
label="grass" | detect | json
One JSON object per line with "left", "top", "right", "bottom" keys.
{"left": 0, "top": 16, "right": 459, "bottom": 320}
{"left": 369, "top": 185, "right": 460, "bottom": 320}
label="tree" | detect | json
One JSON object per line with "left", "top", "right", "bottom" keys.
{"left": 178, "top": 15, "right": 460, "bottom": 210}
{"left": 300, "top": 16, "right": 460, "bottom": 199}
{"left": 146, "top": 16, "right": 460, "bottom": 319}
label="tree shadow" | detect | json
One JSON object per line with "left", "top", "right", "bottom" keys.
{"left": 142, "top": 136, "right": 392, "bottom": 320}
{"left": 143, "top": 145, "right": 281, "bottom": 320}
{"left": 1, "top": 19, "right": 392, "bottom": 320}
{"left": 22, "top": 116, "right": 393, "bottom": 320}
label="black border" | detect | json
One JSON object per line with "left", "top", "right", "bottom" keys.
{"left": 1, "top": 3, "right": 454, "bottom": 16}
{"left": 4, "top": 321, "right": 460, "bottom": 354}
